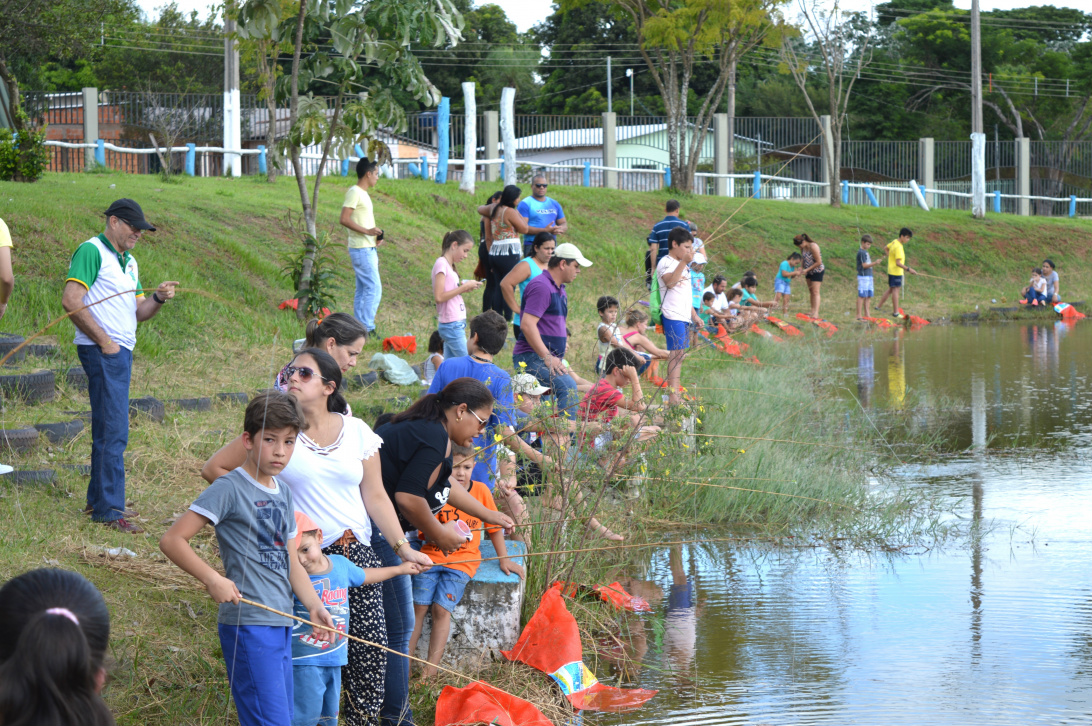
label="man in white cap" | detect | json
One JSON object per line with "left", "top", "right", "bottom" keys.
{"left": 61, "top": 199, "right": 178, "bottom": 533}
{"left": 510, "top": 242, "right": 591, "bottom": 420}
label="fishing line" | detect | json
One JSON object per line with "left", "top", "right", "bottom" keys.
{"left": 673, "top": 431, "right": 855, "bottom": 449}
{"left": 442, "top": 535, "right": 765, "bottom": 567}
{"left": 650, "top": 477, "right": 857, "bottom": 509}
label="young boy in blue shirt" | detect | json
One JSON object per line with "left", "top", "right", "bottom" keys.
{"left": 161, "top": 392, "right": 337, "bottom": 726}
{"left": 290, "top": 511, "right": 422, "bottom": 726}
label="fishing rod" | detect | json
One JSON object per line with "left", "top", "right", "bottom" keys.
{"left": 668, "top": 431, "right": 855, "bottom": 450}
{"left": 653, "top": 477, "right": 860, "bottom": 510}
{"left": 440, "top": 535, "right": 765, "bottom": 567}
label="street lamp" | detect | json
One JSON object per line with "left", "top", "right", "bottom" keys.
{"left": 626, "top": 68, "right": 634, "bottom": 116}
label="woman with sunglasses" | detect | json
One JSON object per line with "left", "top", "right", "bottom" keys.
{"left": 201, "top": 349, "right": 432, "bottom": 726}
{"left": 373, "top": 376, "right": 515, "bottom": 724}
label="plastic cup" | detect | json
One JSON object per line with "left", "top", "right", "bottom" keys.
{"left": 454, "top": 520, "right": 472, "bottom": 541}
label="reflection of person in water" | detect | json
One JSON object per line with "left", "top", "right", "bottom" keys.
{"left": 857, "top": 343, "right": 875, "bottom": 408}
{"left": 606, "top": 577, "right": 663, "bottom": 683}
{"left": 887, "top": 331, "right": 906, "bottom": 408}
{"left": 663, "top": 546, "right": 697, "bottom": 685}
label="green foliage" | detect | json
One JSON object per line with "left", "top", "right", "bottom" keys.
{"left": 280, "top": 232, "right": 343, "bottom": 318}
{"left": 0, "top": 111, "right": 50, "bottom": 182}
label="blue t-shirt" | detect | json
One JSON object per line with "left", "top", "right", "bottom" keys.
{"left": 776, "top": 261, "right": 793, "bottom": 282}
{"left": 291, "top": 554, "right": 366, "bottom": 666}
{"left": 427, "top": 356, "right": 516, "bottom": 489}
{"left": 517, "top": 197, "right": 565, "bottom": 244}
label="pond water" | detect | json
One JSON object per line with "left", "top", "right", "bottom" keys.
{"left": 599, "top": 321, "right": 1092, "bottom": 726}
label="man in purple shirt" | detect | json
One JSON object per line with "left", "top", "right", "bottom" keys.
{"left": 511, "top": 242, "right": 592, "bottom": 419}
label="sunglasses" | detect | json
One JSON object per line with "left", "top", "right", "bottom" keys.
{"left": 534, "top": 183, "right": 548, "bottom": 188}
{"left": 283, "top": 365, "right": 328, "bottom": 383}
{"left": 468, "top": 408, "right": 489, "bottom": 432}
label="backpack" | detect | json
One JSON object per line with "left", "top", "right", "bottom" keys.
{"left": 649, "top": 269, "right": 662, "bottom": 326}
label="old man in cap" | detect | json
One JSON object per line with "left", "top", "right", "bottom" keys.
{"left": 61, "top": 199, "right": 178, "bottom": 533}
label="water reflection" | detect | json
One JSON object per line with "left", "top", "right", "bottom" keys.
{"left": 663, "top": 546, "right": 697, "bottom": 689}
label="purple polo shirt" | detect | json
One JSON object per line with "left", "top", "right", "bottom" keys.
{"left": 513, "top": 271, "right": 568, "bottom": 358}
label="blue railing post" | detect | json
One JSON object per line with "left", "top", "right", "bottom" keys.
{"left": 583, "top": 162, "right": 591, "bottom": 187}
{"left": 185, "top": 143, "right": 196, "bottom": 176}
{"left": 420, "top": 154, "right": 429, "bottom": 180}
{"left": 864, "top": 187, "right": 879, "bottom": 207}
{"left": 257, "top": 145, "right": 267, "bottom": 175}
{"left": 841, "top": 180, "right": 849, "bottom": 204}
{"left": 753, "top": 170, "right": 761, "bottom": 199}
{"left": 1070, "top": 195, "right": 1077, "bottom": 218}
{"left": 407, "top": 163, "right": 421, "bottom": 178}
{"left": 993, "top": 189, "right": 1001, "bottom": 213}
{"left": 500, "top": 161, "right": 505, "bottom": 181}
{"left": 664, "top": 167, "right": 671, "bottom": 188}
{"left": 340, "top": 158, "right": 349, "bottom": 176}
{"left": 919, "top": 183, "right": 926, "bottom": 199}
{"left": 95, "top": 139, "right": 105, "bottom": 167}
{"left": 436, "top": 96, "right": 450, "bottom": 184}
{"left": 354, "top": 143, "right": 364, "bottom": 158}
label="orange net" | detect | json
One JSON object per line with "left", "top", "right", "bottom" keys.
{"left": 434, "top": 680, "right": 552, "bottom": 726}
{"left": 382, "top": 335, "right": 417, "bottom": 354}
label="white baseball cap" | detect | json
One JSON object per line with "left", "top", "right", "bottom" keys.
{"left": 691, "top": 252, "right": 707, "bottom": 265}
{"left": 512, "top": 373, "right": 550, "bottom": 396}
{"left": 553, "top": 242, "right": 593, "bottom": 267}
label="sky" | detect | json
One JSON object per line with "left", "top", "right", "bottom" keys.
{"left": 137, "top": 0, "right": 1080, "bottom": 33}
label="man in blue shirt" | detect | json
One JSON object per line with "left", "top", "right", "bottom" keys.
{"left": 646, "top": 199, "right": 690, "bottom": 288}
{"left": 517, "top": 175, "right": 567, "bottom": 257}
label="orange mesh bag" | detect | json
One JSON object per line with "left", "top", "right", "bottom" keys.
{"left": 594, "top": 582, "right": 652, "bottom": 613}
{"left": 766, "top": 316, "right": 803, "bottom": 336}
{"left": 382, "top": 336, "right": 417, "bottom": 354}
{"left": 434, "top": 681, "right": 553, "bottom": 726}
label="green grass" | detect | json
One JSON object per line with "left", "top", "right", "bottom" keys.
{"left": 0, "top": 170, "right": 1075, "bottom": 723}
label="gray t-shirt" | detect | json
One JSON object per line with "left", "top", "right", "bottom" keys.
{"left": 1044, "top": 270, "right": 1059, "bottom": 298}
{"left": 191, "top": 467, "right": 299, "bottom": 626}
{"left": 856, "top": 249, "right": 872, "bottom": 277}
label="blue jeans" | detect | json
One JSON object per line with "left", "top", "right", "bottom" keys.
{"left": 350, "top": 246, "right": 382, "bottom": 330}
{"left": 77, "top": 344, "right": 132, "bottom": 522}
{"left": 437, "top": 319, "right": 468, "bottom": 359}
{"left": 371, "top": 523, "right": 414, "bottom": 726}
{"left": 512, "top": 349, "right": 577, "bottom": 420}
{"left": 219, "top": 624, "right": 292, "bottom": 726}
{"left": 293, "top": 664, "right": 341, "bottom": 726}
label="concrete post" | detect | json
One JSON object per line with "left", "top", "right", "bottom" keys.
{"left": 1015, "top": 137, "right": 1030, "bottom": 216}
{"left": 258, "top": 145, "right": 267, "bottom": 175}
{"left": 81, "top": 87, "right": 99, "bottom": 169}
{"left": 713, "top": 112, "right": 729, "bottom": 196}
{"left": 819, "top": 115, "right": 833, "bottom": 188}
{"left": 436, "top": 96, "right": 449, "bottom": 184}
{"left": 602, "top": 112, "right": 617, "bottom": 189}
{"left": 918, "top": 137, "right": 935, "bottom": 207}
{"left": 500, "top": 88, "right": 516, "bottom": 186}
{"left": 971, "top": 132, "right": 986, "bottom": 218}
{"left": 459, "top": 83, "right": 476, "bottom": 193}
{"left": 222, "top": 19, "right": 242, "bottom": 177}
{"left": 484, "top": 110, "right": 499, "bottom": 183}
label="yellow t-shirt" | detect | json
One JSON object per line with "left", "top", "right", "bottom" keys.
{"left": 0, "top": 218, "right": 11, "bottom": 248}
{"left": 887, "top": 239, "right": 905, "bottom": 276}
{"left": 342, "top": 185, "right": 376, "bottom": 249}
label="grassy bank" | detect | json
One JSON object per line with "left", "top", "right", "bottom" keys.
{"left": 0, "top": 171, "right": 1043, "bottom": 723}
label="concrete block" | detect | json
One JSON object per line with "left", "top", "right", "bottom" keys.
{"left": 413, "top": 539, "right": 526, "bottom": 668}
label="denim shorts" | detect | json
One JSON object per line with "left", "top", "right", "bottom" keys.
{"left": 412, "top": 565, "right": 471, "bottom": 613}
{"left": 662, "top": 317, "right": 690, "bottom": 351}
{"left": 774, "top": 278, "right": 792, "bottom": 295}
{"left": 888, "top": 274, "right": 904, "bottom": 288}
{"left": 857, "top": 275, "right": 874, "bottom": 298}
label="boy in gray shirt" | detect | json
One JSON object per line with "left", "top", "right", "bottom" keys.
{"left": 161, "top": 392, "right": 336, "bottom": 726}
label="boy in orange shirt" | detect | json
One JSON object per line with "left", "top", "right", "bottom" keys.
{"left": 407, "top": 445, "right": 524, "bottom": 676}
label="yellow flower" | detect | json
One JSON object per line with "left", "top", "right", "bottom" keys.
{"left": 681, "top": 443, "right": 689, "bottom": 449}
{"left": 517, "top": 394, "right": 523, "bottom": 402}
{"left": 519, "top": 361, "right": 527, "bottom": 369}
{"left": 665, "top": 470, "right": 671, "bottom": 476}
{"left": 696, "top": 418, "right": 702, "bottom": 424}
{"left": 494, "top": 434, "right": 503, "bottom": 442}
{"left": 737, "top": 448, "right": 746, "bottom": 454}
{"left": 699, "top": 406, "right": 705, "bottom": 413}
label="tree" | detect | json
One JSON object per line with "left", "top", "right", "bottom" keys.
{"left": 0, "top": 0, "right": 129, "bottom": 133}
{"left": 236, "top": 0, "right": 295, "bottom": 181}
{"left": 238, "top": 0, "right": 462, "bottom": 317}
{"left": 565, "top": 0, "right": 787, "bottom": 192}
{"left": 779, "top": 0, "right": 872, "bottom": 206}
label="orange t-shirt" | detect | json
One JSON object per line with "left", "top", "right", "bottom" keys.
{"left": 418, "top": 480, "right": 499, "bottom": 578}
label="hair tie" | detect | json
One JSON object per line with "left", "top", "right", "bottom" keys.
{"left": 45, "top": 607, "right": 80, "bottom": 626}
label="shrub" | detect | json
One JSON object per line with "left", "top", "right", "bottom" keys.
{"left": 0, "top": 109, "right": 51, "bottom": 183}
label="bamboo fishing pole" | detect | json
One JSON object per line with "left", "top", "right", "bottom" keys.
{"left": 237, "top": 597, "right": 553, "bottom": 711}
{"left": 440, "top": 535, "right": 762, "bottom": 567}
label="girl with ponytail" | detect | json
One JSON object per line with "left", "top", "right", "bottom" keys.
{"left": 304, "top": 312, "right": 367, "bottom": 372}
{"left": 200, "top": 349, "right": 433, "bottom": 726}
{"left": 0, "top": 568, "right": 114, "bottom": 726}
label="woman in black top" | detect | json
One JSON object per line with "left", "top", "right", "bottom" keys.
{"left": 478, "top": 190, "right": 502, "bottom": 313}
{"left": 372, "top": 377, "right": 514, "bottom": 724}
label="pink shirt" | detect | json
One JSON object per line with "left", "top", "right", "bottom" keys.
{"left": 432, "top": 256, "right": 466, "bottom": 323}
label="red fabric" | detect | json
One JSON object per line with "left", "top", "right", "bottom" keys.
{"left": 434, "top": 681, "right": 553, "bottom": 726}
{"left": 382, "top": 335, "right": 417, "bottom": 354}
{"left": 1060, "top": 306, "right": 1086, "bottom": 320}
{"left": 594, "top": 582, "right": 651, "bottom": 613}
{"left": 767, "top": 316, "right": 803, "bottom": 336}
{"left": 795, "top": 313, "right": 837, "bottom": 336}
{"left": 279, "top": 299, "right": 331, "bottom": 318}
{"left": 569, "top": 682, "right": 657, "bottom": 711}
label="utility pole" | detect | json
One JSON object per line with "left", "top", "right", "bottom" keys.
{"left": 607, "top": 56, "right": 612, "bottom": 113}
{"left": 223, "top": 12, "right": 241, "bottom": 177}
{"left": 626, "top": 68, "right": 633, "bottom": 116}
{"left": 970, "top": 0, "right": 983, "bottom": 134}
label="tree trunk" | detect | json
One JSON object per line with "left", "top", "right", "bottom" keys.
{"left": 287, "top": 0, "right": 314, "bottom": 320}
{"left": 0, "top": 57, "right": 24, "bottom": 133}
{"left": 257, "top": 41, "right": 278, "bottom": 183}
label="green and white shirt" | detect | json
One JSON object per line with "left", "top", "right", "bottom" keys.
{"left": 66, "top": 234, "right": 143, "bottom": 350}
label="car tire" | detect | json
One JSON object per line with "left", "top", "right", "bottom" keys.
{"left": 0, "top": 333, "right": 26, "bottom": 366}
{"left": 172, "top": 397, "right": 212, "bottom": 412}
{"left": 66, "top": 366, "right": 89, "bottom": 391}
{"left": 33, "top": 419, "right": 86, "bottom": 444}
{"left": 216, "top": 392, "right": 249, "bottom": 405}
{"left": 0, "top": 427, "right": 40, "bottom": 452}
{"left": 130, "top": 396, "right": 165, "bottom": 423}
{"left": 0, "top": 369, "right": 55, "bottom": 403}
{"left": 6, "top": 469, "right": 57, "bottom": 486}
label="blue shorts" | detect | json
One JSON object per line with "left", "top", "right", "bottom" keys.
{"left": 774, "top": 278, "right": 792, "bottom": 295}
{"left": 218, "top": 624, "right": 292, "bottom": 726}
{"left": 293, "top": 665, "right": 341, "bottom": 726}
{"left": 888, "top": 275, "right": 903, "bottom": 288}
{"left": 857, "top": 275, "right": 874, "bottom": 298}
{"left": 662, "top": 317, "right": 690, "bottom": 351}
{"left": 412, "top": 565, "right": 471, "bottom": 613}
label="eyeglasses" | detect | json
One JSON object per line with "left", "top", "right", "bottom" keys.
{"left": 468, "top": 408, "right": 489, "bottom": 431}
{"left": 534, "top": 183, "right": 548, "bottom": 188}
{"left": 285, "top": 366, "right": 327, "bottom": 383}
{"left": 118, "top": 218, "right": 144, "bottom": 234}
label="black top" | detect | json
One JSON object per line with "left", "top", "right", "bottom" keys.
{"left": 375, "top": 419, "right": 453, "bottom": 531}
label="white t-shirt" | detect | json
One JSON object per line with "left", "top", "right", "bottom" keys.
{"left": 657, "top": 255, "right": 692, "bottom": 322}
{"left": 279, "top": 414, "right": 383, "bottom": 548}
{"left": 703, "top": 285, "right": 729, "bottom": 313}
{"left": 1032, "top": 277, "right": 1047, "bottom": 294}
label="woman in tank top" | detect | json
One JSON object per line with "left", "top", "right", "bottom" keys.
{"left": 794, "top": 233, "right": 825, "bottom": 319}
{"left": 478, "top": 185, "right": 530, "bottom": 321}
{"left": 500, "top": 232, "right": 555, "bottom": 339}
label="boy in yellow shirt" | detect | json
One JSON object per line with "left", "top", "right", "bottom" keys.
{"left": 876, "top": 227, "right": 918, "bottom": 316}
